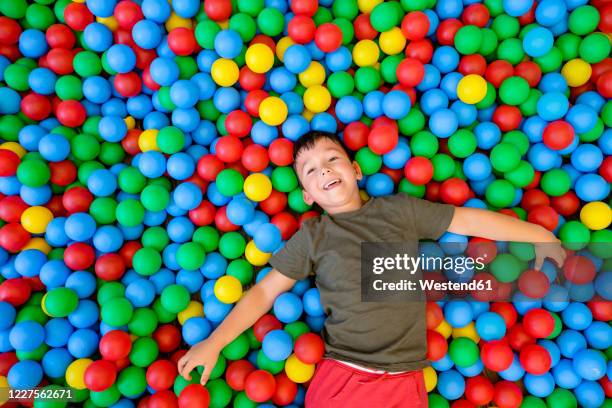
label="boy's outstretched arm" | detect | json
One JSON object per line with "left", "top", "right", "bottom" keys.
{"left": 178, "top": 269, "right": 297, "bottom": 385}
{"left": 447, "top": 207, "right": 567, "bottom": 269}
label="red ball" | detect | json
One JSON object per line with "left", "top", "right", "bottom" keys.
{"left": 0, "top": 224, "right": 30, "bottom": 253}
{"left": 550, "top": 191, "right": 580, "bottom": 216}
{"left": 543, "top": 121, "right": 575, "bottom": 150}
{"left": 0, "top": 17, "right": 21, "bottom": 45}
{"left": 290, "top": 0, "right": 317, "bottom": 16}
{"left": 268, "top": 138, "right": 294, "bottom": 167}
{"left": 492, "top": 105, "right": 521, "bottom": 132}
{"left": 21, "top": 93, "right": 51, "bottom": 121}
{"left": 119, "top": 241, "right": 141, "bottom": 268}
{"left": 0, "top": 278, "right": 31, "bottom": 306}
{"left": 56, "top": 100, "right": 86, "bottom": 127}
{"left": 147, "top": 360, "right": 177, "bottom": 391}
{"left": 0, "top": 150, "right": 19, "bottom": 177}
{"left": 114, "top": 0, "right": 143, "bottom": 30}
{"left": 215, "top": 136, "right": 243, "bottom": 163}
{"left": 62, "top": 186, "right": 93, "bottom": 214}
{"left": 461, "top": 4, "right": 490, "bottom": 27}
{"left": 271, "top": 212, "right": 298, "bottom": 240}
{"left": 397, "top": 58, "right": 425, "bottom": 87}
{"left": 49, "top": 160, "right": 77, "bottom": 186}
{"left": 46, "top": 24, "right": 75, "bottom": 49}
{"left": 239, "top": 66, "right": 266, "bottom": 91}
{"left": 563, "top": 255, "right": 596, "bottom": 284}
{"left": 527, "top": 205, "right": 558, "bottom": 231}
{"left": 294, "top": 333, "right": 325, "bottom": 364}
{"left": 64, "top": 242, "right": 95, "bottom": 270}
{"left": 481, "top": 340, "right": 513, "bottom": 371}
{"left": 587, "top": 295, "right": 612, "bottom": 321}
{"left": 153, "top": 324, "right": 182, "bottom": 353}
{"left": 404, "top": 39, "right": 434, "bottom": 63}
{"left": 518, "top": 269, "right": 550, "bottom": 300}
{"left": 95, "top": 253, "right": 126, "bottom": 281}
{"left": 253, "top": 314, "right": 283, "bottom": 342}
{"left": 458, "top": 54, "right": 487, "bottom": 76}
{"left": 493, "top": 381, "right": 522, "bottom": 408}
{"left": 436, "top": 19, "right": 463, "bottom": 46}
{"left": 490, "top": 303, "right": 518, "bottom": 328}
{"left": 523, "top": 308, "right": 555, "bottom": 339}
{"left": 596, "top": 69, "right": 612, "bottom": 98}
{"left": 599, "top": 155, "right": 612, "bottom": 183}
{"left": 114, "top": 72, "right": 142, "bottom": 97}
{"left": 440, "top": 178, "right": 470, "bottom": 206}
{"left": 426, "top": 302, "right": 444, "bottom": 330}
{"left": 214, "top": 206, "right": 240, "bottom": 232}
{"left": 466, "top": 237, "right": 497, "bottom": 265}
{"left": 63, "top": 2, "right": 94, "bottom": 31}
{"left": 245, "top": 89, "right": 268, "bottom": 116}
{"left": 426, "top": 329, "right": 448, "bottom": 361}
{"left": 353, "top": 13, "right": 377, "bottom": 41}
{"left": 178, "top": 384, "right": 211, "bottom": 408}
{"left": 401, "top": 11, "right": 430, "bottom": 40}
{"left": 100, "top": 330, "right": 132, "bottom": 361}
{"left": 343, "top": 121, "right": 369, "bottom": 151}
{"left": 259, "top": 189, "right": 287, "bottom": 215}
{"left": 84, "top": 360, "right": 117, "bottom": 392}
{"left": 521, "top": 189, "right": 550, "bottom": 211}
{"left": 225, "top": 110, "right": 252, "bottom": 138}
{"left": 148, "top": 390, "right": 178, "bottom": 408}
{"left": 507, "top": 323, "right": 535, "bottom": 351}
{"left": 189, "top": 200, "right": 216, "bottom": 227}
{"left": 241, "top": 144, "right": 269, "bottom": 172}
{"left": 485, "top": 60, "right": 514, "bottom": 88}
{"left": 314, "top": 23, "right": 342, "bottom": 53}
{"left": 287, "top": 15, "right": 316, "bottom": 44}
{"left": 465, "top": 376, "right": 494, "bottom": 406}
{"left": 245, "top": 370, "right": 276, "bottom": 403}
{"left": 514, "top": 61, "right": 541, "bottom": 87}
{"left": 519, "top": 344, "right": 551, "bottom": 375}
{"left": 204, "top": 0, "right": 232, "bottom": 21}
{"left": 167, "top": 28, "right": 197, "bottom": 56}
{"left": 226, "top": 360, "right": 255, "bottom": 391}
{"left": 197, "top": 154, "right": 225, "bottom": 182}
{"left": 368, "top": 125, "right": 398, "bottom": 155}
{"left": 272, "top": 372, "right": 298, "bottom": 406}
{"left": 0, "top": 352, "right": 18, "bottom": 377}
{"left": 404, "top": 157, "right": 433, "bottom": 185}
{"left": 46, "top": 48, "right": 74, "bottom": 75}
{"left": 0, "top": 196, "right": 27, "bottom": 223}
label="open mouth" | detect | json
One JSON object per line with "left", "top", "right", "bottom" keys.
{"left": 323, "top": 179, "right": 341, "bottom": 190}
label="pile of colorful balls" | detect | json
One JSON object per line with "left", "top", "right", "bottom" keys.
{"left": 0, "top": 0, "right": 610, "bottom": 406}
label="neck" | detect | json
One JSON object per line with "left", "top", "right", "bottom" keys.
{"left": 323, "top": 191, "right": 364, "bottom": 215}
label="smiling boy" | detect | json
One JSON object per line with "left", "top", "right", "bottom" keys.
{"left": 178, "top": 131, "right": 566, "bottom": 407}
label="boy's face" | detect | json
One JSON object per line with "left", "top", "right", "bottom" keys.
{"left": 294, "top": 138, "right": 363, "bottom": 209}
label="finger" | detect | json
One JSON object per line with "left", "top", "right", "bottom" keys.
{"left": 200, "top": 363, "right": 213, "bottom": 386}
{"left": 554, "top": 251, "right": 566, "bottom": 267}
{"left": 177, "top": 354, "right": 189, "bottom": 373}
{"left": 181, "top": 361, "right": 196, "bottom": 381}
{"left": 534, "top": 253, "right": 544, "bottom": 271}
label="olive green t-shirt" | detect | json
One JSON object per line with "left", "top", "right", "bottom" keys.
{"left": 269, "top": 193, "right": 456, "bottom": 372}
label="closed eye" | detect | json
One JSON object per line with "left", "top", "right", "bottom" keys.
{"left": 306, "top": 168, "right": 314, "bottom": 175}
{"left": 329, "top": 156, "right": 338, "bottom": 162}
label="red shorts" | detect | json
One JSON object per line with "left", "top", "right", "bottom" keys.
{"left": 304, "top": 359, "right": 427, "bottom": 408}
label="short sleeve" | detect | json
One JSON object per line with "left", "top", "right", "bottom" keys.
{"left": 269, "top": 225, "right": 313, "bottom": 280}
{"left": 396, "top": 193, "right": 456, "bottom": 240}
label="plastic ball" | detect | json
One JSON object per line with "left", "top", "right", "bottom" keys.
{"left": 457, "top": 75, "right": 487, "bottom": 104}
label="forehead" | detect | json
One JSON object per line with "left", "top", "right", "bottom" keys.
{"left": 295, "top": 139, "right": 347, "bottom": 169}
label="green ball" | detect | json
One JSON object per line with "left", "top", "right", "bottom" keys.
{"left": 479, "top": 28, "right": 499, "bottom": 56}
{"left": 490, "top": 253, "right": 523, "bottom": 282}
{"left": 534, "top": 47, "right": 563, "bottom": 73}
{"left": 141, "top": 227, "right": 169, "bottom": 253}
{"left": 257, "top": 8, "right": 284, "bottom": 36}
{"left": 140, "top": 184, "right": 170, "bottom": 212}
{"left": 129, "top": 337, "right": 159, "bottom": 367}
{"left": 499, "top": 76, "right": 530, "bottom": 105}
{"left": 556, "top": 33, "right": 581, "bottom": 61}
{"left": 89, "top": 197, "right": 117, "bottom": 225}
{"left": 208, "top": 353, "right": 227, "bottom": 380}
{"left": 17, "top": 159, "right": 50, "bottom": 187}
{"left": 288, "top": 188, "right": 312, "bottom": 213}
{"left": 521, "top": 396, "right": 547, "bottom": 408}
{"left": 447, "top": 130, "right": 477, "bottom": 158}
{"left": 579, "top": 118, "right": 604, "bottom": 142}
{"left": 256, "top": 349, "right": 285, "bottom": 374}
{"left": 568, "top": 5, "right": 600, "bottom": 36}
{"left": 485, "top": 179, "right": 516, "bottom": 208}
{"left": 475, "top": 82, "right": 497, "bottom": 109}
{"left": 55, "top": 75, "right": 83, "bottom": 100}
{"left": 332, "top": 0, "right": 359, "bottom": 20}
{"left": 99, "top": 142, "right": 126, "bottom": 166}
{"left": 177, "top": 242, "right": 206, "bottom": 271}
{"left": 448, "top": 337, "right": 479, "bottom": 367}
{"left": 454, "top": 25, "right": 483, "bottom": 55}
{"left": 117, "top": 366, "right": 147, "bottom": 398}
{"left": 229, "top": 13, "right": 256, "bottom": 42}
{"left": 128, "top": 308, "right": 158, "bottom": 337}
{"left": 156, "top": 126, "right": 185, "bottom": 154}
{"left": 222, "top": 332, "right": 250, "bottom": 360}
{"left": 216, "top": 169, "right": 244, "bottom": 197}
{"left": 369, "top": 1, "right": 403, "bottom": 32}
{"left": 271, "top": 167, "right": 298, "bottom": 193}
{"left": 505, "top": 161, "right": 535, "bottom": 188}
{"left": 101, "top": 297, "right": 133, "bottom": 327}
{"left": 195, "top": 20, "right": 220, "bottom": 50}
{"left": 71, "top": 133, "right": 100, "bottom": 161}
{"left": 559, "top": 221, "right": 590, "bottom": 251}
{"left": 97, "top": 282, "right": 125, "bottom": 304}
{"left": 73, "top": 51, "right": 102, "bottom": 77}
{"left": 503, "top": 131, "right": 530, "bottom": 156}
{"left": 0, "top": 115, "right": 24, "bottom": 142}
{"left": 497, "top": 38, "right": 525, "bottom": 65}
{"left": 43, "top": 288, "right": 78, "bottom": 317}
{"left": 333, "top": 18, "right": 355, "bottom": 45}
{"left": 207, "top": 379, "right": 233, "bottom": 408}
{"left": 160, "top": 284, "right": 190, "bottom": 314}
{"left": 398, "top": 179, "right": 426, "bottom": 198}
{"left": 410, "top": 131, "right": 438, "bottom": 158}
{"left": 0, "top": 0, "right": 27, "bottom": 18}
{"left": 133, "top": 247, "right": 162, "bottom": 276}
{"left": 193, "top": 226, "right": 220, "bottom": 252}
{"left": 428, "top": 393, "right": 450, "bottom": 408}
{"left": 546, "top": 388, "right": 577, "bottom": 408}
{"left": 380, "top": 55, "right": 402, "bottom": 84}
{"left": 226, "top": 259, "right": 253, "bottom": 286}
{"left": 490, "top": 142, "right": 521, "bottom": 172}
{"left": 115, "top": 199, "right": 145, "bottom": 227}
{"left": 89, "top": 384, "right": 121, "bottom": 407}
{"left": 355, "top": 66, "right": 381, "bottom": 93}
{"left": 579, "top": 33, "right": 611, "bottom": 64}
{"left": 491, "top": 15, "right": 519, "bottom": 40}
{"left": 233, "top": 391, "right": 257, "bottom": 408}
{"left": 602, "top": 101, "right": 612, "bottom": 128}
{"left": 327, "top": 72, "right": 355, "bottom": 98}
{"left": 540, "top": 169, "right": 571, "bottom": 196}
{"left": 355, "top": 147, "right": 382, "bottom": 175}
{"left": 219, "top": 231, "right": 246, "bottom": 259}
{"left": 284, "top": 321, "right": 310, "bottom": 341}
{"left": 118, "top": 166, "right": 146, "bottom": 194}
{"left": 237, "top": 0, "right": 263, "bottom": 16}
{"left": 176, "top": 56, "right": 198, "bottom": 79}
{"left": 431, "top": 154, "right": 455, "bottom": 181}
{"left": 152, "top": 298, "right": 176, "bottom": 323}
{"left": 26, "top": 4, "right": 55, "bottom": 30}
{"left": 519, "top": 89, "right": 542, "bottom": 117}
{"left": 509, "top": 242, "right": 535, "bottom": 262}
{"left": 313, "top": 7, "right": 333, "bottom": 26}
{"left": 4, "top": 63, "right": 31, "bottom": 91}
{"left": 589, "top": 230, "right": 612, "bottom": 259}
{"left": 398, "top": 107, "right": 425, "bottom": 136}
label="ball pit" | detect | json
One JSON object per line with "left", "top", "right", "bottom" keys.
{"left": 0, "top": 0, "right": 610, "bottom": 407}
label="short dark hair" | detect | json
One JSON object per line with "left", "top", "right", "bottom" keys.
{"left": 292, "top": 131, "right": 349, "bottom": 165}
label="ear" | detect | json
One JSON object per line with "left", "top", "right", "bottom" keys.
{"left": 302, "top": 189, "right": 314, "bottom": 205}
{"left": 352, "top": 161, "right": 363, "bottom": 181}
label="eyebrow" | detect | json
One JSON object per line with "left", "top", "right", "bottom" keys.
{"left": 298, "top": 146, "right": 346, "bottom": 176}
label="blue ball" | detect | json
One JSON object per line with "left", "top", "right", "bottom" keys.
{"left": 325, "top": 47, "right": 351, "bottom": 72}
{"left": 575, "top": 380, "right": 605, "bottom": 408}
{"left": 273, "top": 293, "right": 303, "bottom": 323}
{"left": 68, "top": 299, "right": 100, "bottom": 329}
{"left": 302, "top": 288, "right": 324, "bottom": 317}
{"left": 8, "top": 360, "right": 43, "bottom": 389}
{"left": 444, "top": 300, "right": 473, "bottom": 328}
{"left": 14, "top": 249, "right": 46, "bottom": 278}
{"left": 83, "top": 23, "right": 113, "bottom": 52}
{"left": 98, "top": 115, "right": 127, "bottom": 142}
{"left": 172, "top": 0, "right": 200, "bottom": 17}
{"left": 566, "top": 104, "right": 597, "bottom": 134}
{"left": 167, "top": 216, "right": 194, "bottom": 243}
{"left": 431, "top": 354, "right": 455, "bottom": 371}
{"left": 65, "top": 271, "right": 97, "bottom": 299}
{"left": 86, "top": 0, "right": 117, "bottom": 17}
{"left": 65, "top": 212, "right": 97, "bottom": 242}
{"left": 421, "top": 89, "right": 449, "bottom": 116}
{"left": 528, "top": 143, "right": 561, "bottom": 172}
{"left": 572, "top": 348, "right": 607, "bottom": 380}
{"left": 32, "top": 132, "right": 68, "bottom": 162}
{"left": 575, "top": 174, "right": 610, "bottom": 202}
{"left": 262, "top": 329, "right": 293, "bottom": 362}
{"left": 10, "top": 321, "right": 45, "bottom": 351}
{"left": 170, "top": 79, "right": 199, "bottom": 108}
{"left": 539, "top": 73, "right": 567, "bottom": 93}
{"left": 214, "top": 30, "right": 243, "bottom": 59}
{"left": 201, "top": 252, "right": 228, "bottom": 280}
{"left": 552, "top": 359, "right": 582, "bottom": 388}
{"left": 474, "top": 122, "right": 502, "bottom": 149}
{"left": 451, "top": 100, "right": 478, "bottom": 127}
{"left": 132, "top": 20, "right": 162, "bottom": 50}
{"left": 382, "top": 90, "right": 411, "bottom": 119}
{"left": 270, "top": 68, "right": 297, "bottom": 94}
{"left": 382, "top": 140, "right": 410, "bottom": 170}
{"left": 67, "top": 329, "right": 99, "bottom": 358}
{"left": 284, "top": 45, "right": 312, "bottom": 74}
{"left": 463, "top": 153, "right": 492, "bottom": 181}
{"left": 19, "top": 29, "right": 48, "bottom": 58}
{"left": 0, "top": 302, "right": 15, "bottom": 331}
{"left": 432, "top": 46, "right": 459, "bottom": 73}
{"left": 138, "top": 151, "right": 167, "bottom": 178}
{"left": 182, "top": 316, "right": 212, "bottom": 345}
{"left": 523, "top": 27, "right": 554, "bottom": 57}
{"left": 141, "top": 0, "right": 172, "bottom": 22}
{"left": 535, "top": 0, "right": 567, "bottom": 26}
{"left": 363, "top": 90, "right": 384, "bottom": 118}
{"left": 498, "top": 355, "right": 525, "bottom": 381}
{"left": 176, "top": 269, "right": 204, "bottom": 293}
{"left": 39, "top": 260, "right": 70, "bottom": 288}
{"left": 524, "top": 373, "right": 555, "bottom": 398}
{"left": 475, "top": 311, "right": 506, "bottom": 341}
{"left": 311, "top": 112, "right": 337, "bottom": 133}
{"left": 125, "top": 278, "right": 156, "bottom": 308}
{"left": 440, "top": 72, "right": 462, "bottom": 100}
{"left": 226, "top": 197, "right": 255, "bottom": 226}
{"left": 557, "top": 329, "right": 587, "bottom": 359}
{"left": 28, "top": 68, "right": 57, "bottom": 96}
{"left": 173, "top": 182, "right": 203, "bottom": 211}
{"left": 254, "top": 223, "right": 282, "bottom": 253}
{"left": 417, "top": 64, "right": 441, "bottom": 91}
{"left": 172, "top": 108, "right": 200, "bottom": 132}
{"left": 537, "top": 91, "right": 569, "bottom": 121}
{"left": 435, "top": 0, "right": 463, "bottom": 19}
{"left": 456, "top": 359, "right": 483, "bottom": 377}
{"left": 437, "top": 370, "right": 465, "bottom": 400}
{"left": 571, "top": 144, "right": 603, "bottom": 173}
{"left": 366, "top": 173, "right": 394, "bottom": 197}
{"left": 335, "top": 96, "right": 363, "bottom": 124}
{"left": 167, "top": 153, "right": 195, "bottom": 180}
{"left": 203, "top": 295, "right": 232, "bottom": 324}
{"left": 150, "top": 57, "right": 180, "bottom": 87}
{"left": 429, "top": 109, "right": 458, "bottom": 138}
{"left": 282, "top": 115, "right": 310, "bottom": 141}
{"left": 106, "top": 44, "right": 136, "bottom": 74}
{"left": 42, "top": 348, "right": 73, "bottom": 379}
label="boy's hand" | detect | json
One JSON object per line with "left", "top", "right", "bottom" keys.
{"left": 534, "top": 235, "right": 567, "bottom": 270}
{"left": 178, "top": 339, "right": 222, "bottom": 385}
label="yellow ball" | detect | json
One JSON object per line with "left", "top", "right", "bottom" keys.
{"left": 423, "top": 366, "right": 437, "bottom": 392}
{"left": 302, "top": 109, "right": 315, "bottom": 121}
{"left": 125, "top": 116, "right": 136, "bottom": 130}
{"left": 276, "top": 37, "right": 296, "bottom": 61}
{"left": 285, "top": 354, "right": 315, "bottom": 383}
{"left": 97, "top": 16, "right": 118, "bottom": 31}
{"left": 561, "top": 58, "right": 592, "bottom": 87}
{"left": 22, "top": 237, "right": 52, "bottom": 254}
{"left": 165, "top": 13, "right": 193, "bottom": 31}
{"left": 21, "top": 206, "right": 53, "bottom": 234}
{"left": 303, "top": 85, "right": 332, "bottom": 113}
{"left": 457, "top": 74, "right": 488, "bottom": 104}
{"left": 217, "top": 20, "right": 230, "bottom": 30}
{"left": 434, "top": 319, "right": 452, "bottom": 339}
{"left": 244, "top": 173, "right": 273, "bottom": 202}
{"left": 580, "top": 201, "right": 612, "bottom": 230}
{"left": 246, "top": 43, "right": 275, "bottom": 74}
{"left": 259, "top": 96, "right": 288, "bottom": 126}
{"left": 178, "top": 301, "right": 204, "bottom": 325}
{"left": 358, "top": 0, "right": 383, "bottom": 13}
{"left": 352, "top": 40, "right": 380, "bottom": 67}
{"left": 0, "top": 376, "right": 8, "bottom": 405}
{"left": 211, "top": 58, "right": 240, "bottom": 87}
{"left": 245, "top": 240, "right": 272, "bottom": 266}
{"left": 214, "top": 276, "right": 243, "bottom": 304}
{"left": 452, "top": 322, "right": 480, "bottom": 343}
{"left": 139, "top": 129, "right": 159, "bottom": 152}
{"left": 0, "top": 142, "right": 26, "bottom": 157}
{"left": 66, "top": 359, "right": 93, "bottom": 390}
{"left": 379, "top": 27, "right": 406, "bottom": 56}
{"left": 299, "top": 61, "right": 326, "bottom": 87}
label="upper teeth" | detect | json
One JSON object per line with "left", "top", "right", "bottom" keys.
{"left": 325, "top": 180, "right": 339, "bottom": 189}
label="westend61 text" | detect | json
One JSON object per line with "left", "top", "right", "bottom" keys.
{"left": 372, "top": 279, "right": 494, "bottom": 292}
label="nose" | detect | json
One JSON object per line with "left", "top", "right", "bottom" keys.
{"left": 320, "top": 167, "right": 331, "bottom": 176}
